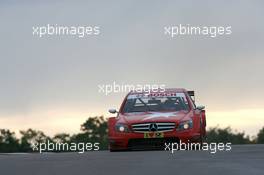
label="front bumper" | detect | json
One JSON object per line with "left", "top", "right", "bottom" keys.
{"left": 109, "top": 129, "right": 201, "bottom": 150}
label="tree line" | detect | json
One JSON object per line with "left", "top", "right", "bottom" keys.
{"left": 0, "top": 116, "right": 264, "bottom": 152}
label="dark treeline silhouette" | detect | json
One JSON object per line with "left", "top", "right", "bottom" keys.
{"left": 0, "top": 116, "right": 264, "bottom": 152}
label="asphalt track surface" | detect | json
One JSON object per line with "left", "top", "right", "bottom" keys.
{"left": 0, "top": 144, "right": 263, "bottom": 175}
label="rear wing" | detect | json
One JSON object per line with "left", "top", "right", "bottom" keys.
{"left": 187, "top": 91, "right": 195, "bottom": 102}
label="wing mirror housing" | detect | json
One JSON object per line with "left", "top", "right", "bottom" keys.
{"left": 108, "top": 109, "right": 118, "bottom": 114}
{"left": 196, "top": 105, "right": 205, "bottom": 110}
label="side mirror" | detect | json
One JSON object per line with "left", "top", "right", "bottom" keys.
{"left": 108, "top": 109, "right": 117, "bottom": 114}
{"left": 196, "top": 105, "right": 205, "bottom": 110}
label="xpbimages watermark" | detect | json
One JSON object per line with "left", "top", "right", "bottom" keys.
{"left": 98, "top": 82, "right": 166, "bottom": 95}
{"left": 164, "top": 140, "right": 232, "bottom": 154}
{"left": 164, "top": 24, "right": 232, "bottom": 38}
{"left": 31, "top": 140, "right": 100, "bottom": 153}
{"left": 32, "top": 24, "right": 100, "bottom": 38}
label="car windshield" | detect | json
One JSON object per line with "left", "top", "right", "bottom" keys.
{"left": 123, "top": 92, "right": 190, "bottom": 113}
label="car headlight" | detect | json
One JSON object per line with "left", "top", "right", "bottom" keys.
{"left": 177, "top": 120, "right": 193, "bottom": 131}
{"left": 115, "top": 123, "right": 130, "bottom": 133}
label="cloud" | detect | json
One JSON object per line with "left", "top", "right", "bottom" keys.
{"left": 0, "top": 1, "right": 263, "bottom": 134}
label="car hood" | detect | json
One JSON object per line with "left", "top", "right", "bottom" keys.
{"left": 119, "top": 111, "right": 192, "bottom": 124}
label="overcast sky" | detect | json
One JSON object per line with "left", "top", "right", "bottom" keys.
{"left": 0, "top": 1, "right": 263, "bottom": 136}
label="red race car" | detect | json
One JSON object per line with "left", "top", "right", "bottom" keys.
{"left": 108, "top": 88, "right": 206, "bottom": 151}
